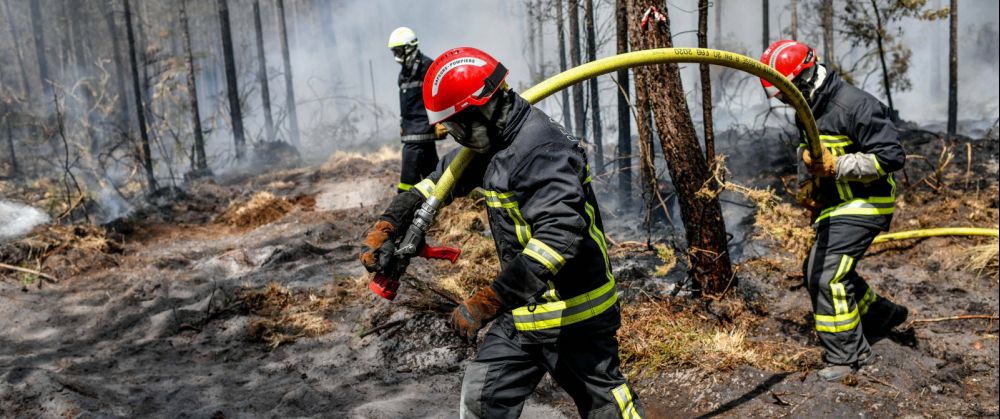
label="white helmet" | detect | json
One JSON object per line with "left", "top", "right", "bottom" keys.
{"left": 387, "top": 27, "right": 419, "bottom": 64}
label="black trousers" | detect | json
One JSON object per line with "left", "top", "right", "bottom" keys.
{"left": 460, "top": 315, "right": 643, "bottom": 419}
{"left": 805, "top": 221, "right": 901, "bottom": 365}
{"left": 399, "top": 142, "right": 439, "bottom": 194}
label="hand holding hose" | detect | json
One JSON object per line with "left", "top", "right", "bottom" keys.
{"left": 802, "top": 147, "right": 837, "bottom": 178}
{"left": 450, "top": 286, "right": 504, "bottom": 341}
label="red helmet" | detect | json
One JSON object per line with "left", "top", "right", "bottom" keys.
{"left": 759, "top": 40, "right": 817, "bottom": 98}
{"left": 423, "top": 47, "right": 509, "bottom": 124}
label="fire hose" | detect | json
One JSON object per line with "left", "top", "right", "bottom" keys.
{"left": 370, "top": 48, "right": 998, "bottom": 299}
{"left": 872, "top": 227, "right": 999, "bottom": 244}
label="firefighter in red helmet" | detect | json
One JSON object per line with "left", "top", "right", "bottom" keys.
{"left": 760, "top": 40, "right": 910, "bottom": 381}
{"left": 361, "top": 47, "right": 644, "bottom": 418}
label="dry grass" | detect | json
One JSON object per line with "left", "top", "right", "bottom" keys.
{"left": 618, "top": 299, "right": 820, "bottom": 377}
{"left": 319, "top": 146, "right": 400, "bottom": 178}
{"left": 216, "top": 192, "right": 293, "bottom": 229}
{"left": 753, "top": 202, "right": 814, "bottom": 264}
{"left": 963, "top": 240, "right": 1000, "bottom": 282}
{"left": 652, "top": 243, "right": 677, "bottom": 277}
{"left": 427, "top": 197, "right": 499, "bottom": 298}
{"left": 242, "top": 282, "right": 338, "bottom": 348}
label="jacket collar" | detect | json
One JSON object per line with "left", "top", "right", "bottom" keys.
{"left": 809, "top": 65, "right": 842, "bottom": 116}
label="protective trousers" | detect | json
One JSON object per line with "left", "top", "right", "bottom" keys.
{"left": 398, "top": 142, "right": 439, "bottom": 194}
{"left": 805, "top": 221, "right": 899, "bottom": 365}
{"left": 460, "top": 316, "right": 643, "bottom": 419}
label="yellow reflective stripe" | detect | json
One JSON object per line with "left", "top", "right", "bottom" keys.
{"left": 483, "top": 190, "right": 532, "bottom": 246}
{"left": 814, "top": 307, "right": 861, "bottom": 333}
{"left": 513, "top": 278, "right": 615, "bottom": 316}
{"left": 585, "top": 203, "right": 614, "bottom": 282}
{"left": 584, "top": 164, "right": 592, "bottom": 184}
{"left": 858, "top": 288, "right": 877, "bottom": 315}
{"left": 830, "top": 255, "right": 854, "bottom": 316}
{"left": 612, "top": 384, "right": 641, "bottom": 419}
{"left": 512, "top": 285, "right": 618, "bottom": 331}
{"left": 542, "top": 281, "right": 560, "bottom": 303}
{"left": 524, "top": 238, "right": 566, "bottom": 273}
{"left": 815, "top": 197, "right": 895, "bottom": 222}
{"left": 413, "top": 178, "right": 435, "bottom": 198}
{"left": 398, "top": 182, "right": 413, "bottom": 191}
{"left": 820, "top": 134, "right": 852, "bottom": 148}
{"left": 871, "top": 154, "right": 886, "bottom": 176}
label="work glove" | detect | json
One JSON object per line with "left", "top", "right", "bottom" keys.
{"left": 359, "top": 191, "right": 424, "bottom": 272}
{"left": 795, "top": 179, "right": 822, "bottom": 212}
{"left": 802, "top": 147, "right": 838, "bottom": 178}
{"left": 450, "top": 286, "right": 504, "bottom": 341}
{"left": 434, "top": 123, "right": 449, "bottom": 139}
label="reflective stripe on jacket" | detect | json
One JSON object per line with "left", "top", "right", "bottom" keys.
{"left": 802, "top": 69, "right": 905, "bottom": 230}
{"left": 415, "top": 92, "right": 619, "bottom": 343}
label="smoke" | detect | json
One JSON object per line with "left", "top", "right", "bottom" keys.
{"left": 0, "top": 199, "right": 50, "bottom": 242}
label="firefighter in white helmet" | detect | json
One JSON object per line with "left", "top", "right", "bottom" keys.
{"left": 387, "top": 27, "right": 447, "bottom": 193}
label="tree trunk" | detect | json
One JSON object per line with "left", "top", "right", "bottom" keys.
{"left": 615, "top": 0, "right": 632, "bottom": 210}
{"left": 761, "top": 0, "right": 769, "bottom": 51}
{"left": 103, "top": 0, "right": 131, "bottom": 130}
{"left": 946, "top": 0, "right": 957, "bottom": 136}
{"left": 869, "top": 0, "right": 896, "bottom": 121}
{"left": 626, "top": 0, "right": 733, "bottom": 297}
{"left": 534, "top": 0, "right": 544, "bottom": 80}
{"left": 28, "top": 0, "right": 52, "bottom": 110}
{"left": 568, "top": 0, "right": 586, "bottom": 140}
{"left": 2, "top": 0, "right": 31, "bottom": 101}
{"left": 4, "top": 113, "right": 18, "bottom": 177}
{"left": 123, "top": 0, "right": 156, "bottom": 192}
{"left": 526, "top": 1, "right": 539, "bottom": 83}
{"left": 698, "top": 0, "right": 714, "bottom": 165}
{"left": 180, "top": 0, "right": 208, "bottom": 174}
{"left": 584, "top": 0, "right": 603, "bottom": 174}
{"left": 714, "top": 0, "right": 722, "bottom": 46}
{"left": 217, "top": 0, "right": 246, "bottom": 159}
{"left": 276, "top": 0, "right": 300, "bottom": 145}
{"left": 789, "top": 0, "right": 798, "bottom": 39}
{"left": 252, "top": 0, "right": 276, "bottom": 143}
{"left": 555, "top": 0, "right": 573, "bottom": 133}
{"left": 821, "top": 0, "right": 834, "bottom": 68}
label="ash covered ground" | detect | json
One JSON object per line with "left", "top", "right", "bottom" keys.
{"left": 0, "top": 126, "right": 997, "bottom": 418}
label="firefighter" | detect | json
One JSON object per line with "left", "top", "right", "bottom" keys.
{"left": 760, "top": 40, "right": 910, "bottom": 381}
{"left": 361, "top": 47, "right": 644, "bottom": 418}
{"left": 387, "top": 27, "right": 447, "bottom": 193}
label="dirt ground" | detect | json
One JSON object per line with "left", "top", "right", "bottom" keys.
{"left": 1, "top": 129, "right": 997, "bottom": 418}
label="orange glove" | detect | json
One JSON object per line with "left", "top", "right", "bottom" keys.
{"left": 435, "top": 123, "right": 449, "bottom": 139}
{"left": 802, "top": 147, "right": 837, "bottom": 178}
{"left": 450, "top": 286, "right": 503, "bottom": 341}
{"left": 360, "top": 220, "right": 394, "bottom": 273}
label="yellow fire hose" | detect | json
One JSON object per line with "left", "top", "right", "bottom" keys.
{"left": 422, "top": 48, "right": 995, "bottom": 251}
{"left": 429, "top": 47, "right": 820, "bottom": 204}
{"left": 872, "top": 227, "right": 999, "bottom": 244}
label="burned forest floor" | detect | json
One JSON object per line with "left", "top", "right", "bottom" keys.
{"left": 1, "top": 128, "right": 998, "bottom": 418}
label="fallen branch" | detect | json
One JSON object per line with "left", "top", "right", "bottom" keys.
{"left": 907, "top": 314, "right": 999, "bottom": 327}
{"left": 0, "top": 262, "right": 60, "bottom": 283}
{"left": 358, "top": 319, "right": 406, "bottom": 338}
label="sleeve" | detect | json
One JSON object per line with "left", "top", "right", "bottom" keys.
{"left": 842, "top": 99, "right": 905, "bottom": 179}
{"left": 489, "top": 142, "right": 589, "bottom": 308}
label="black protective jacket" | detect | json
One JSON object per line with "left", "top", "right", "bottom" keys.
{"left": 398, "top": 53, "right": 437, "bottom": 142}
{"left": 410, "top": 92, "right": 619, "bottom": 343}
{"left": 801, "top": 69, "right": 906, "bottom": 230}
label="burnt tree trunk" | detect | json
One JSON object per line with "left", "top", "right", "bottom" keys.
{"left": 28, "top": 0, "right": 52, "bottom": 110}
{"left": 2, "top": 0, "right": 31, "bottom": 100}
{"left": 615, "top": 0, "right": 631, "bottom": 210}
{"left": 584, "top": 0, "right": 603, "bottom": 174}
{"left": 276, "top": 0, "right": 300, "bottom": 145}
{"left": 946, "top": 0, "right": 957, "bottom": 137}
{"left": 123, "top": 0, "right": 156, "bottom": 191}
{"left": 3, "top": 112, "right": 18, "bottom": 177}
{"left": 869, "top": 0, "right": 896, "bottom": 121}
{"left": 789, "top": 0, "right": 798, "bottom": 39}
{"left": 555, "top": 0, "right": 573, "bottom": 133}
{"left": 568, "top": 0, "right": 586, "bottom": 140}
{"left": 698, "top": 0, "right": 714, "bottom": 165}
{"left": 761, "top": 0, "right": 769, "bottom": 51}
{"left": 217, "top": 0, "right": 246, "bottom": 159}
{"left": 103, "top": 0, "right": 131, "bottom": 130}
{"left": 180, "top": 0, "right": 208, "bottom": 175}
{"left": 252, "top": 0, "right": 275, "bottom": 143}
{"left": 526, "top": 1, "right": 539, "bottom": 83}
{"left": 626, "top": 0, "right": 733, "bottom": 296}
{"left": 821, "top": 0, "right": 834, "bottom": 68}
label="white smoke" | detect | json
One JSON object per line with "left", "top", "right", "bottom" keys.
{"left": 0, "top": 200, "right": 50, "bottom": 242}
